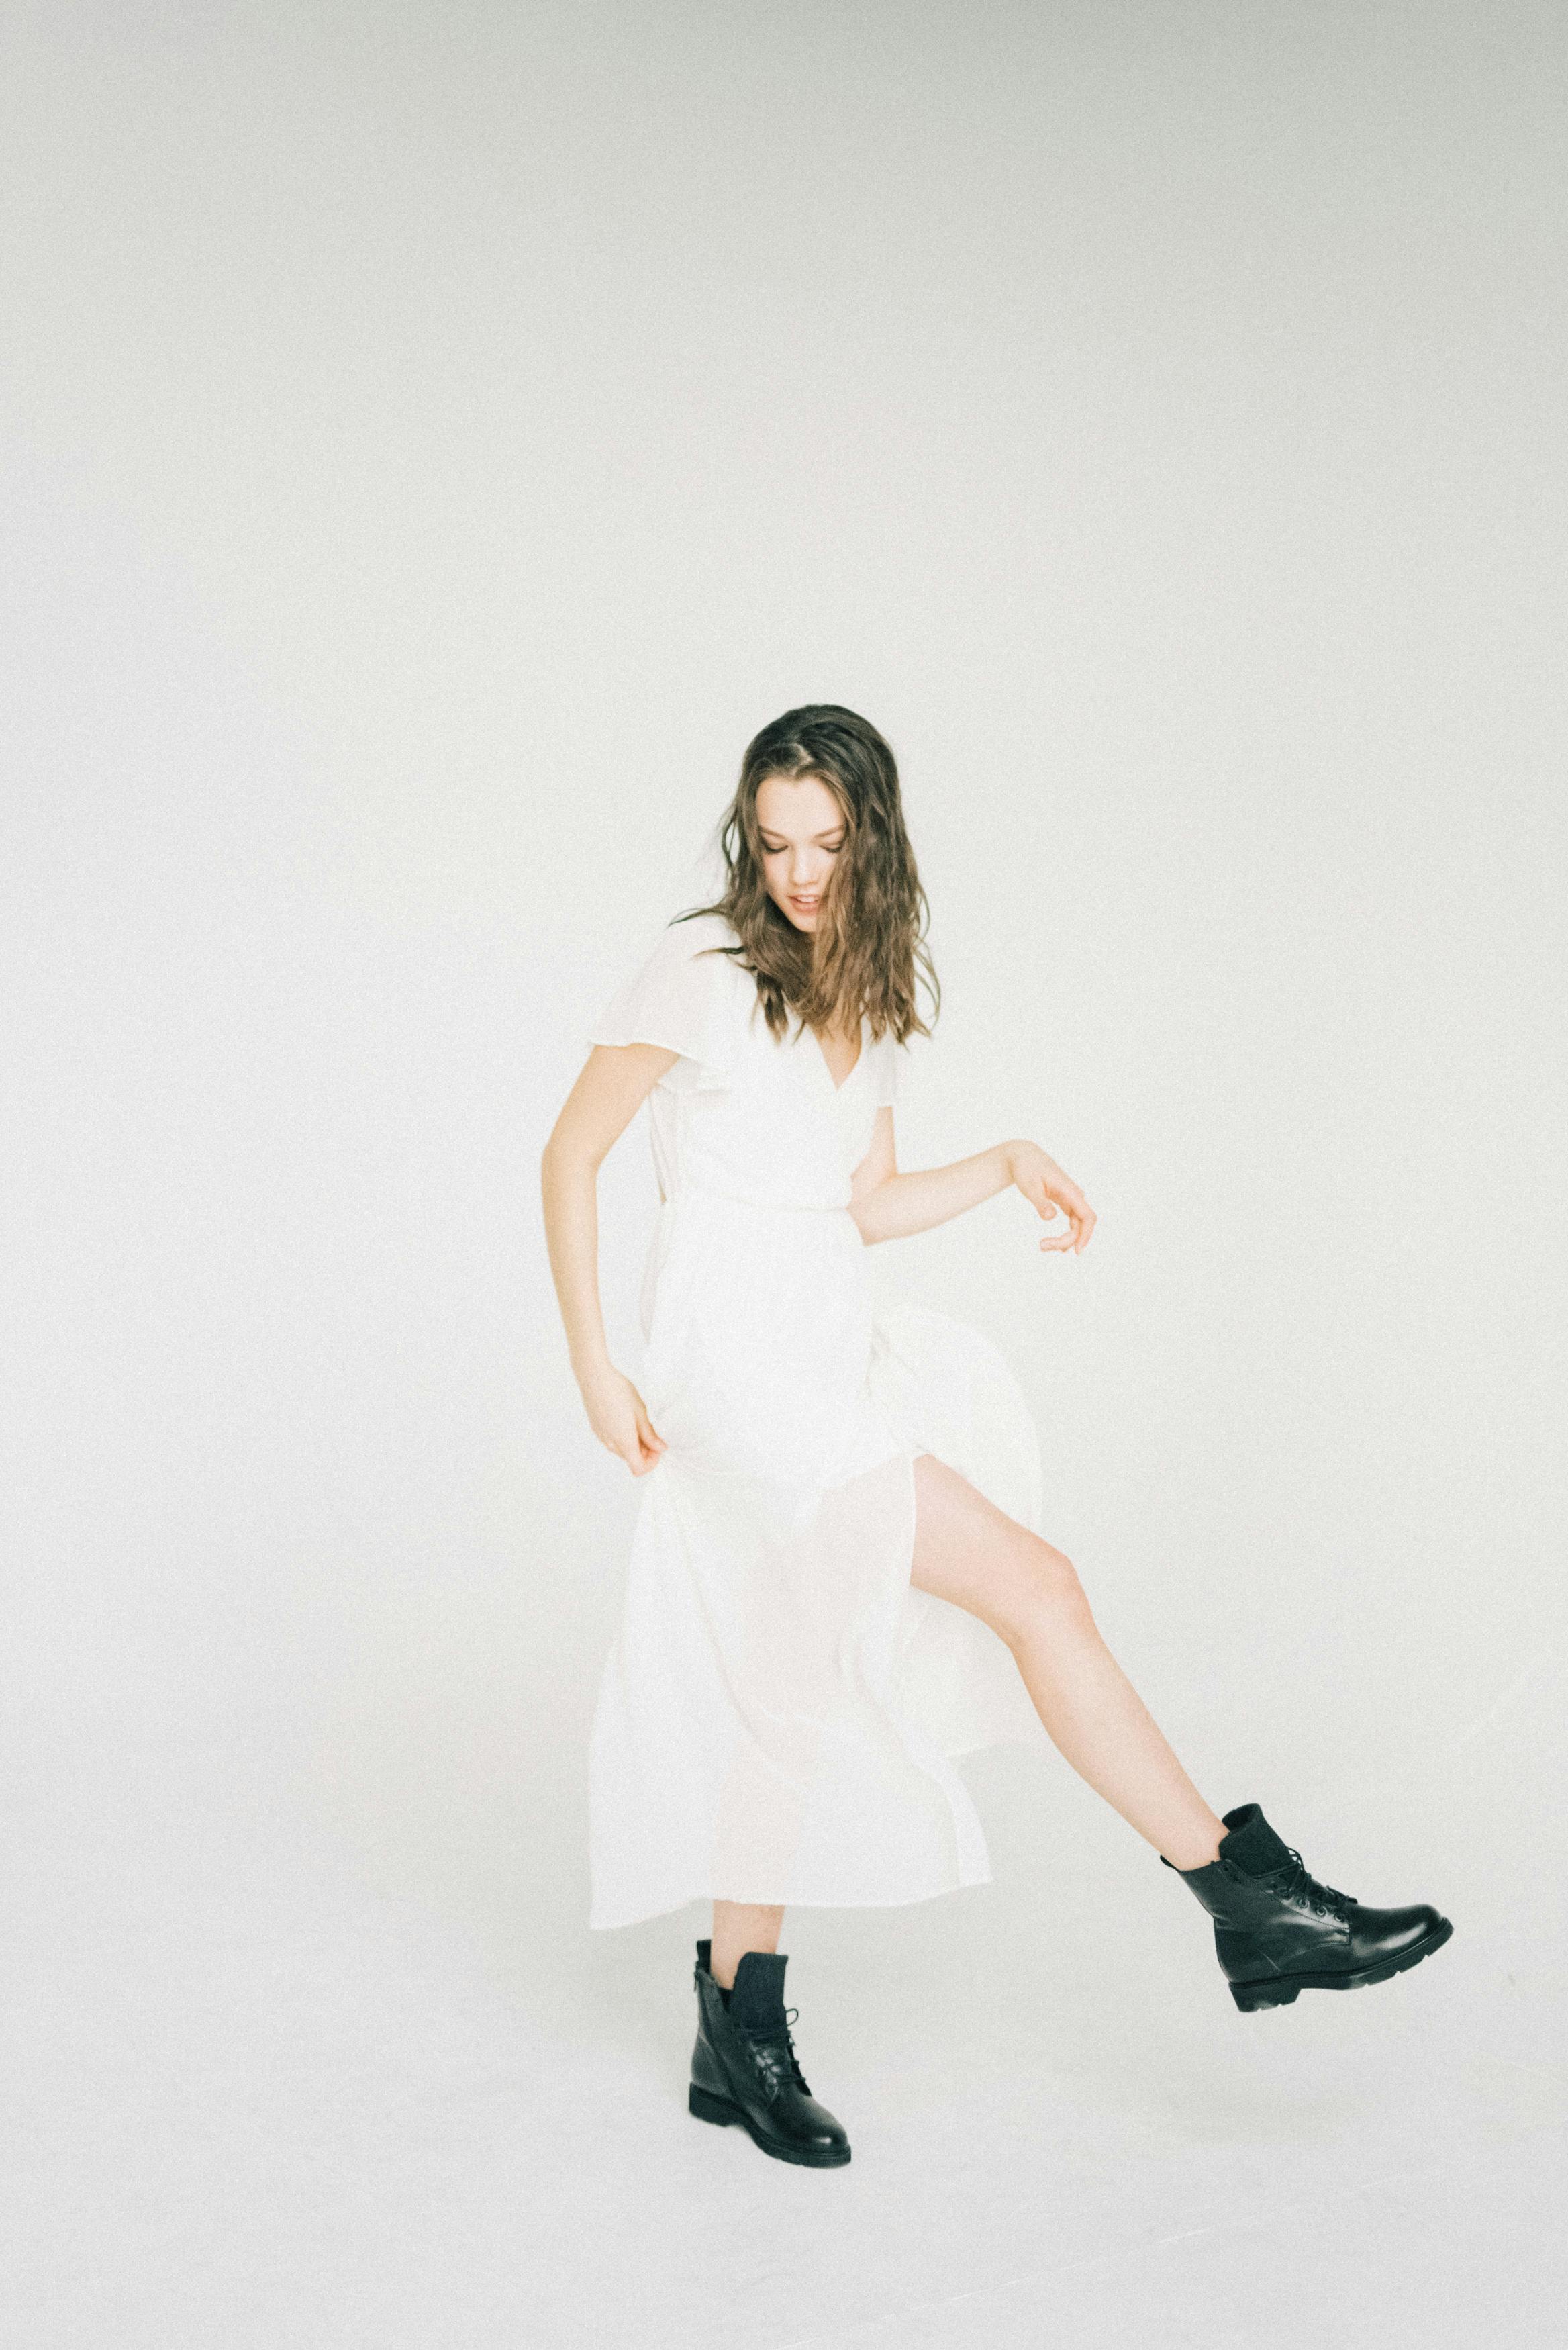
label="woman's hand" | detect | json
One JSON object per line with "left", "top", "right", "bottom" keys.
{"left": 577, "top": 1358, "right": 668, "bottom": 1476}
{"left": 1006, "top": 1140, "right": 1097, "bottom": 1255}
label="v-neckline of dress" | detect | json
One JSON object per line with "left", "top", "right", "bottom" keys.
{"left": 807, "top": 1018, "right": 865, "bottom": 1095}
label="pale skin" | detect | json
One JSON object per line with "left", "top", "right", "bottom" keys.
{"left": 541, "top": 773, "right": 1226, "bottom": 1990}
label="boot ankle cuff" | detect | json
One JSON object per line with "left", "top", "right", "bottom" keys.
{"left": 1218, "top": 1803, "right": 1293, "bottom": 1878}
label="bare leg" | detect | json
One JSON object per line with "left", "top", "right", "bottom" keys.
{"left": 711, "top": 1901, "right": 785, "bottom": 1989}
{"left": 910, "top": 1452, "right": 1226, "bottom": 1871}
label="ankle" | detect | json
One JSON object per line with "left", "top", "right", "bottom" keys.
{"left": 1161, "top": 1816, "right": 1226, "bottom": 1871}
{"left": 711, "top": 1942, "right": 778, "bottom": 1992}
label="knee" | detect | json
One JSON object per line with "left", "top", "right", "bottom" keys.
{"left": 997, "top": 1537, "right": 1094, "bottom": 1650}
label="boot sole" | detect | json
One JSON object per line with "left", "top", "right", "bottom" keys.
{"left": 687, "top": 2081, "right": 852, "bottom": 2166}
{"left": 1229, "top": 1915, "right": 1454, "bottom": 2011}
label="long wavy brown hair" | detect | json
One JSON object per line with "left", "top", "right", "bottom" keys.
{"left": 675, "top": 704, "right": 940, "bottom": 1048}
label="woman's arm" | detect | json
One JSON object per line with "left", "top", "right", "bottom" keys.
{"left": 540, "top": 1042, "right": 679, "bottom": 1474}
{"left": 848, "top": 1111, "right": 1095, "bottom": 1254}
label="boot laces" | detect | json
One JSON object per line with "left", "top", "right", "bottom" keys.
{"left": 1273, "top": 1845, "right": 1357, "bottom": 1920}
{"left": 742, "top": 2004, "right": 810, "bottom": 2097}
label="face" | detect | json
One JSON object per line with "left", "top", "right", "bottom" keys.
{"left": 754, "top": 772, "right": 847, "bottom": 933}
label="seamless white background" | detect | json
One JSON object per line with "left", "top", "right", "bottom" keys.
{"left": 2, "top": 4, "right": 1563, "bottom": 2344}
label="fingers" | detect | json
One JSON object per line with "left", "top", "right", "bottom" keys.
{"left": 628, "top": 1409, "right": 666, "bottom": 1474}
{"left": 1053, "top": 1188, "right": 1094, "bottom": 1252}
{"left": 1036, "top": 1189, "right": 1096, "bottom": 1254}
{"left": 601, "top": 1421, "right": 667, "bottom": 1474}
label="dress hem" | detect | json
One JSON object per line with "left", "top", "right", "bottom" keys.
{"left": 588, "top": 1865, "right": 995, "bottom": 1934}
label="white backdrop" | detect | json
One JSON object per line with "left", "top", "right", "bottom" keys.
{"left": 3, "top": 5, "right": 1563, "bottom": 2345}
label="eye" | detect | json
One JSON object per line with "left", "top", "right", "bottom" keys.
{"left": 763, "top": 840, "right": 844, "bottom": 855}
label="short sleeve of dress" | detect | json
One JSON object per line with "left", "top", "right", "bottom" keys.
{"left": 587, "top": 914, "right": 750, "bottom": 1094}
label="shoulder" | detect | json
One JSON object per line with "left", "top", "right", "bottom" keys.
{"left": 652, "top": 911, "right": 758, "bottom": 1003}
{"left": 602, "top": 909, "right": 736, "bottom": 987}
{"left": 660, "top": 909, "right": 744, "bottom": 962}
{"left": 589, "top": 909, "right": 756, "bottom": 1092}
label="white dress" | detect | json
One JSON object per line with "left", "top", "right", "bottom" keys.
{"left": 585, "top": 910, "right": 1050, "bottom": 1931}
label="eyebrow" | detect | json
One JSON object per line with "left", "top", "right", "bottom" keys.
{"left": 758, "top": 826, "right": 845, "bottom": 844}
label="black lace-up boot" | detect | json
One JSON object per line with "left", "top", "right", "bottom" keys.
{"left": 1164, "top": 1803, "right": 1453, "bottom": 2012}
{"left": 687, "top": 1940, "right": 851, "bottom": 2167}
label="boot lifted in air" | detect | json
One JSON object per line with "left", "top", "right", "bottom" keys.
{"left": 1165, "top": 1802, "right": 1453, "bottom": 2013}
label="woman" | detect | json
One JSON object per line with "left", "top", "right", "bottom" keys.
{"left": 540, "top": 704, "right": 1451, "bottom": 2171}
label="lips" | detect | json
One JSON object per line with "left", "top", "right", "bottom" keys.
{"left": 790, "top": 895, "right": 820, "bottom": 910}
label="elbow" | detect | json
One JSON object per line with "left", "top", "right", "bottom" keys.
{"left": 846, "top": 1195, "right": 884, "bottom": 1246}
{"left": 541, "top": 1133, "right": 601, "bottom": 1181}
{"left": 847, "top": 1167, "right": 896, "bottom": 1246}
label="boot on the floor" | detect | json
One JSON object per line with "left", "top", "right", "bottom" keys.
{"left": 1164, "top": 1803, "right": 1453, "bottom": 2011}
{"left": 688, "top": 1940, "right": 851, "bottom": 2167}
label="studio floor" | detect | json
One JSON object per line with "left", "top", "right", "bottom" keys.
{"left": 7, "top": 1726, "right": 1562, "bottom": 2350}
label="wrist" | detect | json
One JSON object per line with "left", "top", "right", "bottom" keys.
{"left": 571, "top": 1341, "right": 614, "bottom": 1386}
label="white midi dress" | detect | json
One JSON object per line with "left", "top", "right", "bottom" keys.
{"left": 585, "top": 910, "right": 1050, "bottom": 1931}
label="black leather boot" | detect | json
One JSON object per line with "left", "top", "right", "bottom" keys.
{"left": 688, "top": 1940, "right": 851, "bottom": 2167}
{"left": 1165, "top": 1803, "right": 1453, "bottom": 2011}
